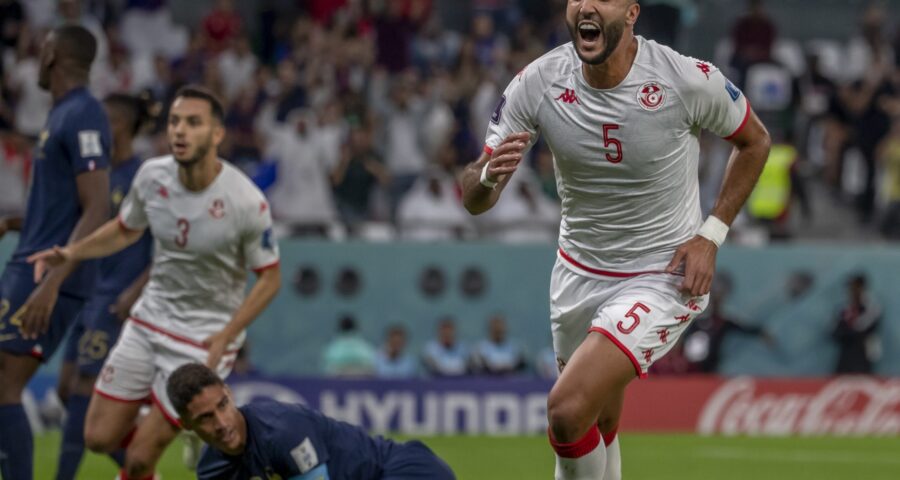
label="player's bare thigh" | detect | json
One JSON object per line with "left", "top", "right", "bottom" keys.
{"left": 547, "top": 331, "right": 636, "bottom": 442}
{"left": 83, "top": 392, "right": 143, "bottom": 452}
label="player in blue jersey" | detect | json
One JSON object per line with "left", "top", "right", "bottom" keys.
{"left": 0, "top": 25, "right": 111, "bottom": 480}
{"left": 53, "top": 93, "right": 157, "bottom": 480}
{"left": 166, "top": 363, "right": 456, "bottom": 480}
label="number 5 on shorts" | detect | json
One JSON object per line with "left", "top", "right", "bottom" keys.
{"left": 617, "top": 302, "right": 650, "bottom": 334}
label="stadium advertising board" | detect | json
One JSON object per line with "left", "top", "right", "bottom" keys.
{"left": 226, "top": 376, "right": 900, "bottom": 436}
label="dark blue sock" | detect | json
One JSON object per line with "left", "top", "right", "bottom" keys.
{"left": 109, "top": 448, "right": 126, "bottom": 467}
{"left": 55, "top": 394, "right": 90, "bottom": 480}
{"left": 0, "top": 403, "right": 34, "bottom": 480}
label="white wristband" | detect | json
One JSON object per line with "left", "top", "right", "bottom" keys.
{"left": 698, "top": 215, "right": 729, "bottom": 247}
{"left": 480, "top": 162, "right": 498, "bottom": 189}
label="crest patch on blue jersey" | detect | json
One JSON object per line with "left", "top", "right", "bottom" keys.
{"left": 725, "top": 80, "right": 742, "bottom": 102}
{"left": 78, "top": 130, "right": 103, "bottom": 157}
{"left": 262, "top": 228, "right": 275, "bottom": 250}
{"left": 290, "top": 438, "right": 319, "bottom": 474}
{"left": 491, "top": 95, "right": 507, "bottom": 125}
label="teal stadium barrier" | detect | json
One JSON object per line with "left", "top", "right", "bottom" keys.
{"left": 1, "top": 237, "right": 898, "bottom": 376}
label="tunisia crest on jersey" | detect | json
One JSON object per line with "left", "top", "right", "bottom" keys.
{"left": 637, "top": 81, "right": 666, "bottom": 111}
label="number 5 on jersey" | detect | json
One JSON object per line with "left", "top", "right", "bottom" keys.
{"left": 603, "top": 124, "right": 623, "bottom": 164}
{"left": 617, "top": 302, "right": 650, "bottom": 334}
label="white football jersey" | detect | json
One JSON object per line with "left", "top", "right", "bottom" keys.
{"left": 118, "top": 156, "right": 279, "bottom": 347}
{"left": 486, "top": 37, "right": 749, "bottom": 272}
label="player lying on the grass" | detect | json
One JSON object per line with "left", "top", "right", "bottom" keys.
{"left": 167, "top": 363, "right": 457, "bottom": 480}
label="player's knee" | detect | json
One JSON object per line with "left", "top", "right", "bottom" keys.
{"left": 0, "top": 370, "right": 25, "bottom": 403}
{"left": 84, "top": 423, "right": 119, "bottom": 453}
{"left": 123, "top": 458, "right": 152, "bottom": 479}
{"left": 546, "top": 388, "right": 586, "bottom": 442}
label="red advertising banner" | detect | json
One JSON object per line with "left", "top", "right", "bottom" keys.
{"left": 621, "top": 376, "right": 900, "bottom": 436}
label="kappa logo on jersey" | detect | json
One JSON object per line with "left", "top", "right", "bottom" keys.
{"left": 491, "top": 95, "right": 507, "bottom": 125}
{"left": 555, "top": 89, "right": 582, "bottom": 105}
{"left": 209, "top": 198, "right": 226, "bottom": 219}
{"left": 725, "top": 79, "right": 742, "bottom": 102}
{"left": 157, "top": 185, "right": 169, "bottom": 199}
{"left": 675, "top": 314, "right": 691, "bottom": 324}
{"left": 259, "top": 201, "right": 268, "bottom": 214}
{"left": 658, "top": 328, "right": 670, "bottom": 344}
{"left": 637, "top": 82, "right": 666, "bottom": 111}
{"left": 695, "top": 61, "right": 712, "bottom": 80}
{"left": 78, "top": 130, "right": 103, "bottom": 157}
{"left": 642, "top": 349, "right": 654, "bottom": 364}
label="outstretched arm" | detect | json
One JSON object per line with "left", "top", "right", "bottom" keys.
{"left": 667, "top": 108, "right": 771, "bottom": 296}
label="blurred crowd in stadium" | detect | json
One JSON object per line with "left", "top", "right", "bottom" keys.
{"left": 1, "top": 0, "right": 899, "bottom": 243}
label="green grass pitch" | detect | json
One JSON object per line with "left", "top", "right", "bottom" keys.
{"left": 33, "top": 431, "right": 900, "bottom": 479}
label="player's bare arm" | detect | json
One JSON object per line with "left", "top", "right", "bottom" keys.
{"left": 109, "top": 266, "right": 152, "bottom": 321}
{"left": 28, "top": 213, "right": 146, "bottom": 283}
{"left": 203, "top": 265, "right": 281, "bottom": 369}
{"left": 461, "top": 132, "right": 531, "bottom": 215}
{"left": 666, "top": 108, "right": 771, "bottom": 296}
{"left": 19, "top": 169, "right": 110, "bottom": 339}
{"left": 0, "top": 216, "right": 23, "bottom": 238}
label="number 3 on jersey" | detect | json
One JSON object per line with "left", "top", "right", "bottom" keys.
{"left": 603, "top": 123, "right": 623, "bottom": 164}
{"left": 175, "top": 218, "right": 190, "bottom": 248}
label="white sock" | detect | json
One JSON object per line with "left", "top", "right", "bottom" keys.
{"left": 555, "top": 443, "right": 606, "bottom": 480}
{"left": 604, "top": 435, "right": 621, "bottom": 480}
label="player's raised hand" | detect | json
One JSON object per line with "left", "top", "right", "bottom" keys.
{"left": 484, "top": 132, "right": 531, "bottom": 183}
{"left": 665, "top": 235, "right": 718, "bottom": 297}
{"left": 27, "top": 245, "right": 72, "bottom": 283}
{"left": 203, "top": 331, "right": 231, "bottom": 369}
{"left": 19, "top": 281, "right": 59, "bottom": 340}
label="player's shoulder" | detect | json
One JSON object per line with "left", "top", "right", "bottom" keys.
{"left": 221, "top": 160, "right": 268, "bottom": 209}
{"left": 512, "top": 42, "right": 578, "bottom": 89}
{"left": 57, "top": 89, "right": 106, "bottom": 123}
{"left": 637, "top": 37, "right": 724, "bottom": 89}
{"left": 136, "top": 155, "right": 176, "bottom": 176}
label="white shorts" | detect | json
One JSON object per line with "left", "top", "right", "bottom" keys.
{"left": 94, "top": 317, "right": 238, "bottom": 426}
{"left": 550, "top": 255, "right": 709, "bottom": 378}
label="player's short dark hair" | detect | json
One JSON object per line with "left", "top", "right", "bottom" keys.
{"left": 173, "top": 84, "right": 225, "bottom": 123}
{"left": 53, "top": 24, "right": 97, "bottom": 72}
{"left": 167, "top": 363, "right": 225, "bottom": 417}
{"left": 104, "top": 91, "right": 159, "bottom": 136}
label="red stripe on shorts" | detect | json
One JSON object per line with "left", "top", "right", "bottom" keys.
{"left": 589, "top": 327, "right": 647, "bottom": 379}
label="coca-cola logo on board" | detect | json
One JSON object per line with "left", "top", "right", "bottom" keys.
{"left": 697, "top": 377, "right": 900, "bottom": 436}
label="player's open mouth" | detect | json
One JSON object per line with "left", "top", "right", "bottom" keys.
{"left": 578, "top": 21, "right": 602, "bottom": 47}
{"left": 172, "top": 141, "right": 188, "bottom": 155}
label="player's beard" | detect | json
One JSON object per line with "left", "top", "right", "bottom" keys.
{"left": 568, "top": 16, "right": 627, "bottom": 66}
{"left": 174, "top": 132, "right": 213, "bottom": 167}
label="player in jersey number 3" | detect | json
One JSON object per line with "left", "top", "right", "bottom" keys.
{"left": 461, "top": 1, "right": 770, "bottom": 479}
{"left": 30, "top": 85, "right": 282, "bottom": 480}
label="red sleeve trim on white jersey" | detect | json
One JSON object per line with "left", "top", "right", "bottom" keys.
{"left": 252, "top": 260, "right": 280, "bottom": 274}
{"left": 483, "top": 145, "right": 494, "bottom": 155}
{"left": 116, "top": 214, "right": 140, "bottom": 233}
{"left": 723, "top": 97, "right": 752, "bottom": 141}
{"left": 589, "top": 327, "right": 648, "bottom": 379}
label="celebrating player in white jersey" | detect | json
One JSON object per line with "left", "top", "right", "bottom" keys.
{"left": 29, "top": 85, "right": 282, "bottom": 480}
{"left": 461, "top": 1, "right": 770, "bottom": 479}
